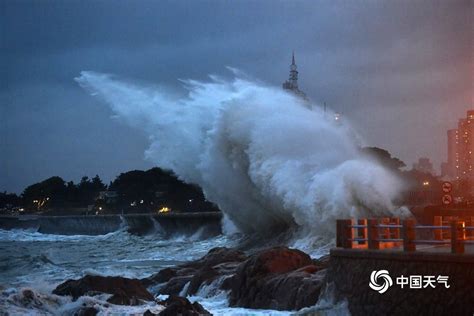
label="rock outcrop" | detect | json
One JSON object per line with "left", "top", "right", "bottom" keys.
{"left": 53, "top": 275, "right": 154, "bottom": 305}
{"left": 144, "top": 247, "right": 248, "bottom": 296}
{"left": 149, "top": 246, "right": 328, "bottom": 311}
{"left": 158, "top": 295, "right": 211, "bottom": 316}
{"left": 226, "top": 247, "right": 326, "bottom": 310}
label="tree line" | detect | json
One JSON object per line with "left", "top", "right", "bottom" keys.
{"left": 0, "top": 167, "right": 219, "bottom": 214}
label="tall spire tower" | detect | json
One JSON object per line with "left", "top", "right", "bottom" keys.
{"left": 282, "top": 51, "right": 307, "bottom": 100}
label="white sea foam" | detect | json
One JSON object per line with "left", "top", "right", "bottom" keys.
{"left": 75, "top": 70, "right": 408, "bottom": 248}
{"left": 0, "top": 287, "right": 165, "bottom": 316}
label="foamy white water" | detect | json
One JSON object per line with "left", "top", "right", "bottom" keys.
{"left": 76, "top": 70, "right": 407, "bottom": 247}
{"left": 0, "top": 227, "right": 241, "bottom": 315}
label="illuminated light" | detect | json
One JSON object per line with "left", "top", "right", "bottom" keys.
{"left": 422, "top": 181, "right": 430, "bottom": 186}
{"left": 140, "top": 199, "right": 144, "bottom": 204}
{"left": 158, "top": 207, "right": 171, "bottom": 213}
{"left": 98, "top": 207, "right": 102, "bottom": 211}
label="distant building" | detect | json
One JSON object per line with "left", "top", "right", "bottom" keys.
{"left": 445, "top": 129, "right": 459, "bottom": 178}
{"left": 282, "top": 52, "right": 307, "bottom": 100}
{"left": 413, "top": 157, "right": 434, "bottom": 174}
{"left": 443, "top": 110, "right": 474, "bottom": 180}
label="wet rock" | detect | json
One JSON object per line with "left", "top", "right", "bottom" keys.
{"left": 20, "top": 289, "right": 36, "bottom": 305}
{"left": 263, "top": 268, "right": 326, "bottom": 310}
{"left": 182, "top": 247, "right": 247, "bottom": 270}
{"left": 159, "top": 275, "right": 192, "bottom": 295}
{"left": 148, "top": 247, "right": 247, "bottom": 296}
{"left": 107, "top": 290, "right": 143, "bottom": 306}
{"left": 227, "top": 247, "right": 325, "bottom": 310}
{"left": 53, "top": 275, "right": 154, "bottom": 303}
{"left": 142, "top": 267, "right": 178, "bottom": 287}
{"left": 159, "top": 295, "right": 211, "bottom": 316}
{"left": 187, "top": 266, "right": 220, "bottom": 295}
{"left": 74, "top": 307, "right": 99, "bottom": 316}
{"left": 150, "top": 246, "right": 327, "bottom": 311}
{"left": 313, "top": 254, "right": 330, "bottom": 270}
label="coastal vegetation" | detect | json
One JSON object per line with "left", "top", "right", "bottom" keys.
{"left": 1, "top": 167, "right": 218, "bottom": 214}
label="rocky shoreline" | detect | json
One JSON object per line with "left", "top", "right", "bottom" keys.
{"left": 49, "top": 246, "right": 330, "bottom": 315}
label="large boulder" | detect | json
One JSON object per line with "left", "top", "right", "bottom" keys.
{"left": 159, "top": 295, "right": 211, "bottom": 316}
{"left": 227, "top": 247, "right": 326, "bottom": 310}
{"left": 52, "top": 275, "right": 154, "bottom": 305}
{"left": 146, "top": 246, "right": 328, "bottom": 311}
{"left": 74, "top": 307, "right": 99, "bottom": 316}
{"left": 144, "top": 247, "right": 247, "bottom": 296}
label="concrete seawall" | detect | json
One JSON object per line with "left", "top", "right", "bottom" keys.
{"left": 328, "top": 248, "right": 474, "bottom": 315}
{"left": 0, "top": 212, "right": 222, "bottom": 236}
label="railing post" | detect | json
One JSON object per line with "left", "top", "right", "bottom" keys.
{"left": 358, "top": 219, "right": 368, "bottom": 246}
{"left": 336, "top": 220, "right": 343, "bottom": 247}
{"left": 451, "top": 220, "right": 465, "bottom": 254}
{"left": 343, "top": 219, "right": 354, "bottom": 249}
{"left": 391, "top": 217, "right": 400, "bottom": 239}
{"left": 433, "top": 216, "right": 442, "bottom": 241}
{"left": 367, "top": 218, "right": 380, "bottom": 250}
{"left": 337, "top": 219, "right": 354, "bottom": 249}
{"left": 381, "top": 217, "right": 390, "bottom": 240}
{"left": 403, "top": 219, "right": 416, "bottom": 252}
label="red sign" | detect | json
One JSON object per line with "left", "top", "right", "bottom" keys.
{"left": 442, "top": 194, "right": 453, "bottom": 205}
{"left": 442, "top": 182, "right": 452, "bottom": 193}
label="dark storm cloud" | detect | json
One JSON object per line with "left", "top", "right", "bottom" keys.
{"left": 1, "top": 0, "right": 472, "bottom": 192}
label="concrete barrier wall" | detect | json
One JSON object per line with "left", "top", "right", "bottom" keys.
{"left": 0, "top": 213, "right": 222, "bottom": 236}
{"left": 327, "top": 248, "right": 474, "bottom": 315}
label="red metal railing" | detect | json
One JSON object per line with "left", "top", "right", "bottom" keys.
{"left": 336, "top": 217, "right": 474, "bottom": 254}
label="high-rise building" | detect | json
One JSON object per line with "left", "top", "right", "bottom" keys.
{"left": 413, "top": 157, "right": 434, "bottom": 174}
{"left": 445, "top": 129, "right": 459, "bottom": 178}
{"left": 443, "top": 110, "right": 474, "bottom": 181}
{"left": 282, "top": 52, "right": 307, "bottom": 100}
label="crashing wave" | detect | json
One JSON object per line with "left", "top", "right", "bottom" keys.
{"left": 76, "top": 70, "right": 407, "bottom": 245}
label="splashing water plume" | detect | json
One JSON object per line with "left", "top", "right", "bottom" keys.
{"left": 75, "top": 70, "right": 406, "bottom": 247}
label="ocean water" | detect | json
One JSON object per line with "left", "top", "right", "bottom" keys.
{"left": 0, "top": 224, "right": 349, "bottom": 315}
{"left": 0, "top": 225, "right": 231, "bottom": 315}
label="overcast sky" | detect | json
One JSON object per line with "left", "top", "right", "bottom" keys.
{"left": 1, "top": 0, "right": 472, "bottom": 193}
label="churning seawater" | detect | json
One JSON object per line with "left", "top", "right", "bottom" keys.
{"left": 0, "top": 225, "right": 307, "bottom": 315}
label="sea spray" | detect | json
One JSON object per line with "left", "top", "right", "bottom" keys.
{"left": 75, "top": 71, "right": 407, "bottom": 245}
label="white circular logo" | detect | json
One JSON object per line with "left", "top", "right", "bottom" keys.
{"left": 369, "top": 270, "right": 393, "bottom": 294}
